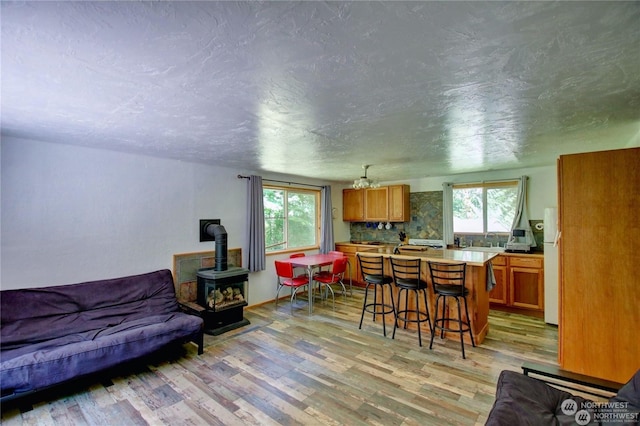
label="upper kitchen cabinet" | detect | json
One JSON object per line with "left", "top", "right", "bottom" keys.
{"left": 388, "top": 185, "right": 410, "bottom": 222}
{"left": 342, "top": 185, "right": 410, "bottom": 222}
{"left": 342, "top": 188, "right": 365, "bottom": 221}
{"left": 364, "top": 187, "right": 389, "bottom": 221}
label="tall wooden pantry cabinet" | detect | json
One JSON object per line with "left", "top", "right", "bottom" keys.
{"left": 558, "top": 147, "right": 639, "bottom": 383}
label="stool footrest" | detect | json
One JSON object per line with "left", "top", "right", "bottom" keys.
{"left": 432, "top": 318, "right": 472, "bottom": 333}
{"left": 396, "top": 310, "right": 430, "bottom": 324}
{"left": 363, "top": 303, "right": 395, "bottom": 315}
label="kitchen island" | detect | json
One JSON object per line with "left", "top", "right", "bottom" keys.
{"left": 356, "top": 246, "right": 498, "bottom": 345}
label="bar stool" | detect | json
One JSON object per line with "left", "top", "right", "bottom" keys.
{"left": 427, "top": 261, "right": 475, "bottom": 359}
{"left": 389, "top": 257, "right": 432, "bottom": 347}
{"left": 357, "top": 254, "right": 397, "bottom": 337}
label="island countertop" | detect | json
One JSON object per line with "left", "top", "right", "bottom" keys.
{"left": 356, "top": 246, "right": 499, "bottom": 267}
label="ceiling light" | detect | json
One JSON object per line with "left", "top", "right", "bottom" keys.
{"left": 352, "top": 165, "right": 380, "bottom": 189}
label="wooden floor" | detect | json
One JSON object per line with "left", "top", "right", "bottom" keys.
{"left": 1, "top": 288, "right": 558, "bottom": 425}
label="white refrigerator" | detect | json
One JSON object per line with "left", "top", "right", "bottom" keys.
{"left": 543, "top": 207, "right": 559, "bottom": 325}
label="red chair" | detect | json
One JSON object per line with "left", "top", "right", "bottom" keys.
{"left": 289, "top": 252, "right": 307, "bottom": 278}
{"left": 313, "top": 256, "right": 349, "bottom": 310}
{"left": 326, "top": 251, "right": 352, "bottom": 296}
{"left": 275, "top": 260, "right": 310, "bottom": 313}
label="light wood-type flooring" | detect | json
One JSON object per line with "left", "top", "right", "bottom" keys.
{"left": 1, "top": 288, "right": 558, "bottom": 425}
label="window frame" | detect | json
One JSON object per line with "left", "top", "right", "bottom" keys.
{"left": 452, "top": 180, "right": 519, "bottom": 235}
{"left": 263, "top": 184, "right": 321, "bottom": 255}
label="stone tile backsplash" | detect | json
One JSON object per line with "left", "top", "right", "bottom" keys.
{"left": 349, "top": 190, "right": 544, "bottom": 251}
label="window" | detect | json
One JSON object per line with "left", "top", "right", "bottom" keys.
{"left": 263, "top": 185, "right": 320, "bottom": 253}
{"left": 453, "top": 181, "right": 518, "bottom": 234}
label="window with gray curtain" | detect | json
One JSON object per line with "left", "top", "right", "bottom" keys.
{"left": 444, "top": 178, "right": 531, "bottom": 242}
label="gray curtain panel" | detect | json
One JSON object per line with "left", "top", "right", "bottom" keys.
{"left": 246, "top": 175, "right": 266, "bottom": 271}
{"left": 511, "top": 176, "right": 536, "bottom": 247}
{"left": 319, "top": 185, "right": 335, "bottom": 254}
{"left": 442, "top": 182, "right": 454, "bottom": 246}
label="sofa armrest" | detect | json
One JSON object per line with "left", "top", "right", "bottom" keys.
{"left": 522, "top": 362, "right": 623, "bottom": 398}
{"left": 178, "top": 301, "right": 205, "bottom": 355}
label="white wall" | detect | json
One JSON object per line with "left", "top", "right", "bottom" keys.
{"left": 0, "top": 137, "right": 332, "bottom": 307}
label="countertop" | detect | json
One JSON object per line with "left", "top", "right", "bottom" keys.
{"left": 336, "top": 241, "right": 544, "bottom": 259}
{"left": 356, "top": 246, "right": 498, "bottom": 267}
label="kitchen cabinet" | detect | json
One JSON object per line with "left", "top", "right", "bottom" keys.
{"left": 334, "top": 243, "right": 366, "bottom": 286}
{"left": 489, "top": 254, "right": 544, "bottom": 316}
{"left": 342, "top": 184, "right": 410, "bottom": 222}
{"left": 365, "top": 187, "right": 389, "bottom": 221}
{"left": 509, "top": 257, "right": 544, "bottom": 311}
{"left": 342, "top": 189, "right": 364, "bottom": 221}
{"left": 558, "top": 147, "right": 640, "bottom": 384}
{"left": 488, "top": 255, "right": 508, "bottom": 305}
{"left": 388, "top": 184, "right": 411, "bottom": 222}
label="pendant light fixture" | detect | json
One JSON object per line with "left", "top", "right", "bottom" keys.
{"left": 352, "top": 165, "right": 380, "bottom": 189}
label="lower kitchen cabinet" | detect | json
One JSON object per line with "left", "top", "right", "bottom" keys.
{"left": 489, "top": 255, "right": 508, "bottom": 305}
{"left": 334, "top": 244, "right": 363, "bottom": 286}
{"left": 490, "top": 254, "right": 544, "bottom": 317}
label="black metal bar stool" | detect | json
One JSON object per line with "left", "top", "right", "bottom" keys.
{"left": 427, "top": 261, "right": 475, "bottom": 359}
{"left": 357, "top": 254, "right": 397, "bottom": 337}
{"left": 389, "top": 257, "right": 432, "bottom": 346}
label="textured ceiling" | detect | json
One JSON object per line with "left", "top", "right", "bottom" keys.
{"left": 2, "top": 1, "right": 639, "bottom": 183}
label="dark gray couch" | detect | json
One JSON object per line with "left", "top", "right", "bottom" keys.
{"left": 0, "top": 269, "right": 204, "bottom": 401}
{"left": 486, "top": 368, "right": 640, "bottom": 425}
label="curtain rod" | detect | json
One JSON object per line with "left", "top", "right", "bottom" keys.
{"left": 237, "top": 174, "right": 324, "bottom": 189}
{"left": 448, "top": 176, "right": 527, "bottom": 185}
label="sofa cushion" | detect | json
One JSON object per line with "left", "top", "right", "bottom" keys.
{"left": 609, "top": 369, "right": 640, "bottom": 421}
{"left": 485, "top": 370, "right": 594, "bottom": 426}
{"left": 1, "top": 270, "right": 180, "bottom": 356}
{"left": 1, "top": 312, "right": 202, "bottom": 395}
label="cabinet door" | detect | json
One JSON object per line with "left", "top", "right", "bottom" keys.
{"left": 388, "top": 185, "right": 410, "bottom": 222}
{"left": 509, "top": 267, "right": 543, "bottom": 310}
{"left": 365, "top": 187, "right": 389, "bottom": 221}
{"left": 342, "top": 189, "right": 364, "bottom": 221}
{"left": 489, "top": 263, "right": 508, "bottom": 305}
{"left": 334, "top": 245, "right": 362, "bottom": 286}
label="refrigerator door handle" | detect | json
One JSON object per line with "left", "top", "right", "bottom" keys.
{"left": 553, "top": 230, "right": 561, "bottom": 247}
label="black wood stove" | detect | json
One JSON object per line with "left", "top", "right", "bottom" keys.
{"left": 195, "top": 224, "right": 250, "bottom": 335}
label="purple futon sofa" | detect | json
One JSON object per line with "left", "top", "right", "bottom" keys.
{"left": 0, "top": 269, "right": 204, "bottom": 401}
{"left": 486, "top": 368, "right": 640, "bottom": 425}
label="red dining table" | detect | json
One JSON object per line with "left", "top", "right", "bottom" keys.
{"left": 280, "top": 253, "right": 345, "bottom": 314}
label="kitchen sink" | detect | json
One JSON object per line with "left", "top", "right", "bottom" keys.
{"left": 461, "top": 246, "right": 505, "bottom": 253}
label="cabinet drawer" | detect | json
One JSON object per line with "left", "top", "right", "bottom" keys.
{"left": 509, "top": 256, "right": 542, "bottom": 268}
{"left": 491, "top": 255, "right": 507, "bottom": 266}
{"left": 335, "top": 245, "right": 358, "bottom": 254}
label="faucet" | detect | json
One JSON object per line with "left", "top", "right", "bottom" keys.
{"left": 393, "top": 242, "right": 404, "bottom": 254}
{"left": 484, "top": 232, "right": 496, "bottom": 247}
